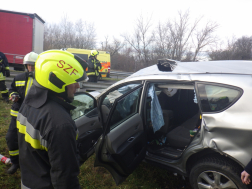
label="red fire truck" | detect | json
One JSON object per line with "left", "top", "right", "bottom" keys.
{"left": 0, "top": 9, "right": 45, "bottom": 70}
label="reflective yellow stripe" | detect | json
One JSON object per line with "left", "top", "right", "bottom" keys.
{"left": 1, "top": 90, "right": 8, "bottom": 94}
{"left": 10, "top": 109, "right": 18, "bottom": 117}
{"left": 5, "top": 67, "right": 9, "bottom": 70}
{"left": 0, "top": 72, "right": 5, "bottom": 81}
{"left": 76, "top": 130, "right": 79, "bottom": 140}
{"left": 15, "top": 81, "right": 25, "bottom": 87}
{"left": 9, "top": 92, "right": 18, "bottom": 98}
{"left": 9, "top": 150, "right": 19, "bottom": 156}
{"left": 17, "top": 120, "right": 48, "bottom": 151}
{"left": 25, "top": 77, "right": 33, "bottom": 96}
{"left": 87, "top": 72, "right": 96, "bottom": 76}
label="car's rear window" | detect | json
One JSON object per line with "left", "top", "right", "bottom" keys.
{"left": 197, "top": 83, "right": 242, "bottom": 113}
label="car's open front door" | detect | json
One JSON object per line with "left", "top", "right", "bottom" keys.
{"left": 94, "top": 85, "right": 147, "bottom": 185}
{"left": 71, "top": 92, "right": 102, "bottom": 162}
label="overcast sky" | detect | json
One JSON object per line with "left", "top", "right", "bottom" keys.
{"left": 2, "top": 0, "right": 252, "bottom": 46}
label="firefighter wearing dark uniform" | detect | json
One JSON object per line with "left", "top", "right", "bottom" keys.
{"left": 87, "top": 50, "right": 101, "bottom": 82}
{"left": 0, "top": 51, "right": 10, "bottom": 102}
{"left": 6, "top": 52, "right": 38, "bottom": 174}
{"left": 17, "top": 50, "right": 88, "bottom": 189}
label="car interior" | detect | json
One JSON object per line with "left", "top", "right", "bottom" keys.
{"left": 145, "top": 82, "right": 202, "bottom": 159}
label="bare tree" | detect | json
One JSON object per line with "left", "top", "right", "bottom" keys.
{"left": 167, "top": 10, "right": 201, "bottom": 60}
{"left": 60, "top": 13, "right": 75, "bottom": 47}
{"left": 154, "top": 21, "right": 172, "bottom": 58}
{"left": 122, "top": 14, "right": 155, "bottom": 70}
{"left": 232, "top": 36, "right": 252, "bottom": 60}
{"left": 75, "top": 19, "right": 96, "bottom": 49}
{"left": 44, "top": 14, "right": 96, "bottom": 50}
{"left": 100, "top": 36, "right": 124, "bottom": 56}
{"left": 208, "top": 36, "right": 252, "bottom": 60}
{"left": 192, "top": 21, "right": 219, "bottom": 61}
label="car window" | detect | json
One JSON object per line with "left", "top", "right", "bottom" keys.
{"left": 100, "top": 83, "right": 141, "bottom": 123}
{"left": 197, "top": 83, "right": 241, "bottom": 112}
{"left": 109, "top": 87, "right": 142, "bottom": 131}
{"left": 71, "top": 94, "right": 95, "bottom": 120}
{"left": 102, "top": 83, "right": 141, "bottom": 107}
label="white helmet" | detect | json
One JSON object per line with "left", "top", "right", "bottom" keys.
{"left": 23, "top": 52, "right": 38, "bottom": 65}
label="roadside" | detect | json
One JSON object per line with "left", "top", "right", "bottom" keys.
{"left": 0, "top": 97, "right": 192, "bottom": 189}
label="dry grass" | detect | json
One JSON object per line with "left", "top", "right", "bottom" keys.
{"left": 0, "top": 97, "right": 191, "bottom": 189}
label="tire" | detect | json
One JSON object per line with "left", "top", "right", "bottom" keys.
{"left": 189, "top": 156, "right": 250, "bottom": 189}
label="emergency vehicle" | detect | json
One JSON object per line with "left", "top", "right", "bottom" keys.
{"left": 64, "top": 48, "right": 111, "bottom": 78}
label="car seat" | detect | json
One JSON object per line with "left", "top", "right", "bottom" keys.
{"left": 166, "top": 112, "right": 200, "bottom": 148}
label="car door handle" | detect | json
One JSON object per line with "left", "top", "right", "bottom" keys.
{"left": 127, "top": 137, "right": 135, "bottom": 142}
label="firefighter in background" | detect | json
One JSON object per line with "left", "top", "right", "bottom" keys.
{"left": 6, "top": 52, "right": 38, "bottom": 174}
{"left": 17, "top": 50, "right": 87, "bottom": 188}
{"left": 87, "top": 50, "right": 101, "bottom": 82}
{"left": 0, "top": 51, "right": 10, "bottom": 102}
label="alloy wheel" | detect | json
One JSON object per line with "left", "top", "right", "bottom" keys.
{"left": 197, "top": 170, "right": 238, "bottom": 189}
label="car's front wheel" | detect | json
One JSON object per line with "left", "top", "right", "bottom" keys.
{"left": 189, "top": 156, "right": 249, "bottom": 189}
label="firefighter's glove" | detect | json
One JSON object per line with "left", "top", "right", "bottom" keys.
{"left": 97, "top": 63, "right": 101, "bottom": 67}
{"left": 5, "top": 70, "right": 10, "bottom": 77}
{"left": 10, "top": 94, "right": 20, "bottom": 102}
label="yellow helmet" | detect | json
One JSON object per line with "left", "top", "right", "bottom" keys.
{"left": 90, "top": 50, "right": 99, "bottom": 57}
{"left": 35, "top": 50, "right": 88, "bottom": 93}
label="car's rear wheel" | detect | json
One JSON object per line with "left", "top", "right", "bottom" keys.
{"left": 189, "top": 156, "right": 249, "bottom": 189}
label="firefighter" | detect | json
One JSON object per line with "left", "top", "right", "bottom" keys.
{"left": 6, "top": 52, "right": 38, "bottom": 174}
{"left": 0, "top": 52, "right": 10, "bottom": 102}
{"left": 17, "top": 50, "right": 88, "bottom": 188}
{"left": 87, "top": 50, "right": 101, "bottom": 82}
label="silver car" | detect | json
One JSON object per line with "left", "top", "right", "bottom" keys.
{"left": 72, "top": 59, "right": 252, "bottom": 189}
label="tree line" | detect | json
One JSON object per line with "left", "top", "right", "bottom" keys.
{"left": 44, "top": 11, "right": 252, "bottom": 72}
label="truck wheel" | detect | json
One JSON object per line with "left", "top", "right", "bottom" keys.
{"left": 189, "top": 156, "right": 249, "bottom": 189}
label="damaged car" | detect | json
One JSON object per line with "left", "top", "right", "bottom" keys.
{"left": 73, "top": 59, "right": 252, "bottom": 189}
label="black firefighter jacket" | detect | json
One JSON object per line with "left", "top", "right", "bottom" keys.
{"left": 0, "top": 51, "right": 10, "bottom": 78}
{"left": 87, "top": 57, "right": 101, "bottom": 76}
{"left": 17, "top": 85, "right": 80, "bottom": 189}
{"left": 9, "top": 72, "right": 33, "bottom": 117}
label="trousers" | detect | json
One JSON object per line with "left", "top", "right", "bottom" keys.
{"left": 6, "top": 117, "right": 19, "bottom": 165}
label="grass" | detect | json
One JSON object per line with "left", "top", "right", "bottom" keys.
{"left": 0, "top": 96, "right": 192, "bottom": 189}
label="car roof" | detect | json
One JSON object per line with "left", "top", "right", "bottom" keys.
{"left": 128, "top": 60, "right": 252, "bottom": 79}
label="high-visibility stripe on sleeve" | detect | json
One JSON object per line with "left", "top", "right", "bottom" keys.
{"left": 87, "top": 72, "right": 96, "bottom": 76}
{"left": 15, "top": 81, "right": 25, "bottom": 87}
{"left": 0, "top": 90, "right": 8, "bottom": 94}
{"left": 5, "top": 67, "right": 10, "bottom": 70}
{"left": 0, "top": 72, "right": 5, "bottom": 80}
{"left": 76, "top": 130, "right": 79, "bottom": 140}
{"left": 9, "top": 92, "right": 19, "bottom": 98}
{"left": 17, "top": 114, "right": 48, "bottom": 151}
{"left": 25, "top": 77, "right": 33, "bottom": 96}
{"left": 10, "top": 109, "right": 18, "bottom": 117}
{"left": 9, "top": 150, "right": 19, "bottom": 156}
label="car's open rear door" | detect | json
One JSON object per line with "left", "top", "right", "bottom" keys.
{"left": 94, "top": 85, "right": 147, "bottom": 185}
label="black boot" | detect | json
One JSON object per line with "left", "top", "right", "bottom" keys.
{"left": 6, "top": 164, "right": 19, "bottom": 174}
